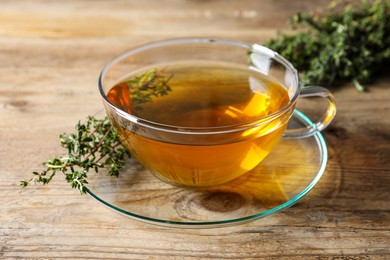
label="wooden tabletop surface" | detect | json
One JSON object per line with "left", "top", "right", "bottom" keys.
{"left": 1, "top": 0, "right": 389, "bottom": 259}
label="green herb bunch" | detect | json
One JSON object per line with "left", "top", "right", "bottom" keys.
{"left": 20, "top": 116, "right": 131, "bottom": 194}
{"left": 265, "top": 0, "right": 390, "bottom": 91}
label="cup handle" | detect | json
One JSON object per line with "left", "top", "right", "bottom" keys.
{"left": 283, "top": 86, "right": 337, "bottom": 138}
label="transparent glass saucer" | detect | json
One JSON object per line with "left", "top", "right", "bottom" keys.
{"left": 84, "top": 110, "right": 328, "bottom": 228}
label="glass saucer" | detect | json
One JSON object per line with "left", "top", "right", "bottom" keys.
{"left": 84, "top": 110, "right": 328, "bottom": 228}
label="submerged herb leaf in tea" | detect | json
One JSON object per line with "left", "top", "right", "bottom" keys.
{"left": 127, "top": 69, "right": 173, "bottom": 109}
{"left": 265, "top": 0, "right": 390, "bottom": 91}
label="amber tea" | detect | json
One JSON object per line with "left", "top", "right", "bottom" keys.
{"left": 107, "top": 61, "right": 291, "bottom": 187}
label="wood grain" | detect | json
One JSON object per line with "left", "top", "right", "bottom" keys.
{"left": 1, "top": 0, "right": 389, "bottom": 259}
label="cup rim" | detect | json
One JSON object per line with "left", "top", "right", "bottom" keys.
{"left": 98, "top": 38, "right": 301, "bottom": 134}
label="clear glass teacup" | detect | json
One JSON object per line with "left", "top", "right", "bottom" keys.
{"left": 99, "top": 38, "right": 336, "bottom": 188}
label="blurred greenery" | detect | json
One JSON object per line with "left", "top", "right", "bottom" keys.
{"left": 265, "top": 0, "right": 389, "bottom": 91}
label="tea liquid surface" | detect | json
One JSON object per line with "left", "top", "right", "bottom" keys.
{"left": 107, "top": 62, "right": 291, "bottom": 187}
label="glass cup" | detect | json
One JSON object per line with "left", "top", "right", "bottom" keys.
{"left": 98, "top": 38, "right": 336, "bottom": 188}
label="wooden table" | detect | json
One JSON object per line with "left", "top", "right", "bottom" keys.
{"left": 1, "top": 0, "right": 389, "bottom": 258}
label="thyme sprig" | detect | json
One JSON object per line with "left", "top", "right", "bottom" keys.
{"left": 265, "top": 0, "right": 390, "bottom": 91}
{"left": 128, "top": 69, "right": 172, "bottom": 108}
{"left": 21, "top": 69, "right": 173, "bottom": 194}
{"left": 20, "top": 116, "right": 130, "bottom": 194}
